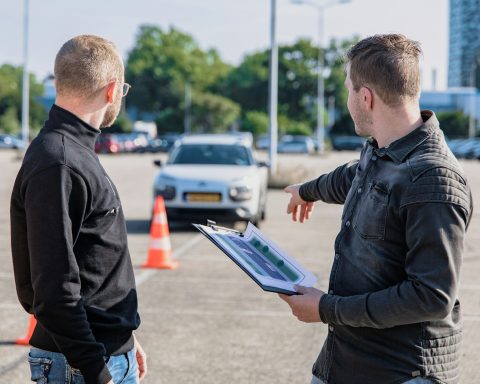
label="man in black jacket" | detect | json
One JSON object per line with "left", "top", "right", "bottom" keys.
{"left": 280, "top": 35, "right": 472, "bottom": 383}
{"left": 11, "top": 35, "right": 146, "bottom": 384}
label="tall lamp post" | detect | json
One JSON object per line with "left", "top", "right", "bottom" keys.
{"left": 21, "top": 0, "right": 30, "bottom": 146}
{"left": 469, "top": 57, "right": 479, "bottom": 138}
{"left": 292, "top": 0, "right": 350, "bottom": 153}
{"left": 268, "top": 0, "right": 278, "bottom": 176}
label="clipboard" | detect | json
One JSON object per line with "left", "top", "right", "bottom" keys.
{"left": 193, "top": 220, "right": 317, "bottom": 295}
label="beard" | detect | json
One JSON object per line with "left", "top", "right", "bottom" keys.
{"left": 350, "top": 100, "right": 372, "bottom": 137}
{"left": 100, "top": 95, "right": 122, "bottom": 128}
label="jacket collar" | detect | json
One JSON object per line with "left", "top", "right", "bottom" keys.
{"left": 369, "top": 110, "right": 439, "bottom": 163}
{"left": 44, "top": 104, "right": 101, "bottom": 150}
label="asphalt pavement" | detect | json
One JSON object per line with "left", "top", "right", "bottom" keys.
{"left": 0, "top": 149, "right": 479, "bottom": 384}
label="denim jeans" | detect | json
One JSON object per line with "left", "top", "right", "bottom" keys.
{"left": 28, "top": 346, "right": 139, "bottom": 383}
{"left": 311, "top": 375, "right": 434, "bottom": 384}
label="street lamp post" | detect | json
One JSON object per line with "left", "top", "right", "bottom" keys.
{"left": 469, "top": 58, "right": 479, "bottom": 138}
{"left": 292, "top": 0, "right": 350, "bottom": 153}
{"left": 268, "top": 0, "right": 278, "bottom": 176}
{"left": 21, "top": 0, "right": 30, "bottom": 146}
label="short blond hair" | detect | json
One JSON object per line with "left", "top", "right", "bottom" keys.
{"left": 54, "top": 35, "right": 123, "bottom": 98}
{"left": 346, "top": 34, "right": 422, "bottom": 107}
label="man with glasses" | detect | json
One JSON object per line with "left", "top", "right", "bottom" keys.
{"left": 11, "top": 35, "right": 146, "bottom": 384}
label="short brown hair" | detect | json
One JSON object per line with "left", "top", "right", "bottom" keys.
{"left": 346, "top": 34, "right": 422, "bottom": 107}
{"left": 54, "top": 35, "right": 123, "bottom": 98}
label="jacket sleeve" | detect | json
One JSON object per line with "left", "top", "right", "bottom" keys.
{"left": 23, "top": 165, "right": 111, "bottom": 384}
{"left": 319, "top": 171, "right": 472, "bottom": 328}
{"left": 299, "top": 160, "right": 358, "bottom": 204}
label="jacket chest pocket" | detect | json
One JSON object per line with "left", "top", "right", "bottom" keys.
{"left": 353, "top": 180, "right": 390, "bottom": 240}
{"left": 83, "top": 205, "right": 120, "bottom": 234}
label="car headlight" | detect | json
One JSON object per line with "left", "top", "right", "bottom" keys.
{"left": 154, "top": 174, "right": 177, "bottom": 200}
{"left": 155, "top": 185, "right": 176, "bottom": 200}
{"left": 229, "top": 182, "right": 253, "bottom": 201}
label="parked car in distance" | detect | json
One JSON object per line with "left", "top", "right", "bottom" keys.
{"left": 158, "top": 133, "right": 182, "bottom": 152}
{"left": 449, "top": 138, "right": 480, "bottom": 159}
{"left": 152, "top": 134, "right": 269, "bottom": 226}
{"left": 277, "top": 135, "right": 315, "bottom": 154}
{"left": 135, "top": 138, "right": 169, "bottom": 153}
{"left": 95, "top": 134, "right": 123, "bottom": 154}
{"left": 255, "top": 134, "right": 270, "bottom": 150}
{"left": 0, "top": 134, "right": 26, "bottom": 150}
{"left": 331, "top": 135, "right": 366, "bottom": 151}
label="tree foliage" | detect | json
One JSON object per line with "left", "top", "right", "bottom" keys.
{"left": 0, "top": 64, "right": 46, "bottom": 135}
{"left": 126, "top": 25, "right": 234, "bottom": 133}
{"left": 437, "top": 110, "right": 470, "bottom": 138}
{"left": 124, "top": 25, "right": 358, "bottom": 136}
{"left": 214, "top": 36, "right": 359, "bottom": 135}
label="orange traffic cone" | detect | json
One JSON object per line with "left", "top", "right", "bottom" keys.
{"left": 142, "top": 196, "right": 178, "bottom": 269}
{"left": 16, "top": 315, "right": 37, "bottom": 346}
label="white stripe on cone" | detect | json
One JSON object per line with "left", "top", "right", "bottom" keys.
{"left": 150, "top": 238, "right": 172, "bottom": 250}
{"left": 152, "top": 213, "right": 168, "bottom": 225}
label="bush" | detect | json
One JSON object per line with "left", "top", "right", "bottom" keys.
{"left": 437, "top": 111, "right": 469, "bottom": 139}
{"left": 329, "top": 113, "right": 355, "bottom": 136}
{"left": 0, "top": 107, "right": 21, "bottom": 135}
{"left": 242, "top": 111, "right": 269, "bottom": 136}
{"left": 278, "top": 115, "right": 312, "bottom": 136}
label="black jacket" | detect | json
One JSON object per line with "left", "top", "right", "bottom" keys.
{"left": 300, "top": 111, "right": 472, "bottom": 384}
{"left": 10, "top": 105, "right": 140, "bottom": 384}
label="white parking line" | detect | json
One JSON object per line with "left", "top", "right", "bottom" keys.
{"left": 135, "top": 234, "right": 203, "bottom": 287}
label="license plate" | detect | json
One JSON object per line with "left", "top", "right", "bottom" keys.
{"left": 186, "top": 193, "right": 221, "bottom": 202}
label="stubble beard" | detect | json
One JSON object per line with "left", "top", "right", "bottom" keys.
{"left": 100, "top": 96, "right": 122, "bottom": 129}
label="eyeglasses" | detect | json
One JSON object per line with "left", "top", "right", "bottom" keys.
{"left": 120, "top": 82, "right": 131, "bottom": 97}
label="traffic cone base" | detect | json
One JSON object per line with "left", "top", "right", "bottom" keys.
{"left": 16, "top": 315, "right": 37, "bottom": 346}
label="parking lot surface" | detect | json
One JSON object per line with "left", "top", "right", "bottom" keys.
{"left": 1, "top": 150, "right": 479, "bottom": 383}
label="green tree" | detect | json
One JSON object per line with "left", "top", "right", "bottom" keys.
{"left": 0, "top": 64, "right": 46, "bottom": 135}
{"left": 437, "top": 111, "right": 469, "bottom": 138}
{"left": 126, "top": 25, "right": 232, "bottom": 132}
{"left": 278, "top": 114, "right": 311, "bottom": 136}
{"left": 191, "top": 92, "right": 240, "bottom": 133}
{"left": 215, "top": 36, "right": 359, "bottom": 132}
{"left": 0, "top": 106, "right": 21, "bottom": 134}
{"left": 242, "top": 111, "right": 269, "bottom": 136}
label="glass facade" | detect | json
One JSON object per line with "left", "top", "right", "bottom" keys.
{"left": 448, "top": 0, "right": 480, "bottom": 88}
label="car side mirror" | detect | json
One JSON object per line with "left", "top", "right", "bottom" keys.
{"left": 153, "top": 159, "right": 162, "bottom": 167}
{"left": 257, "top": 161, "right": 270, "bottom": 168}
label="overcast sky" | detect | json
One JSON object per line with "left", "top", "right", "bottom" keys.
{"left": 0, "top": 0, "right": 448, "bottom": 90}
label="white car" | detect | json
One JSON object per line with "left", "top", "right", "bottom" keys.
{"left": 152, "top": 134, "right": 269, "bottom": 226}
{"left": 277, "top": 135, "right": 315, "bottom": 154}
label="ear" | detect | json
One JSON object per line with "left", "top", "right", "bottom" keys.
{"left": 106, "top": 82, "right": 116, "bottom": 103}
{"left": 361, "top": 86, "right": 374, "bottom": 111}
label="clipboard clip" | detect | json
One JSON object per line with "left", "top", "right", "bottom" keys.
{"left": 206, "top": 220, "right": 243, "bottom": 236}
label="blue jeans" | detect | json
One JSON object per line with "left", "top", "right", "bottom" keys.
{"left": 311, "top": 376, "right": 434, "bottom": 384}
{"left": 28, "top": 347, "right": 139, "bottom": 384}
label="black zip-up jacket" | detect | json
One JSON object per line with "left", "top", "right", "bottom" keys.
{"left": 300, "top": 111, "right": 472, "bottom": 384}
{"left": 10, "top": 105, "right": 140, "bottom": 384}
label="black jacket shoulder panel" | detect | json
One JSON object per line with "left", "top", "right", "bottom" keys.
{"left": 402, "top": 132, "right": 471, "bottom": 215}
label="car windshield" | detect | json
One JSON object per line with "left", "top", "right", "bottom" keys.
{"left": 169, "top": 144, "right": 253, "bottom": 166}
